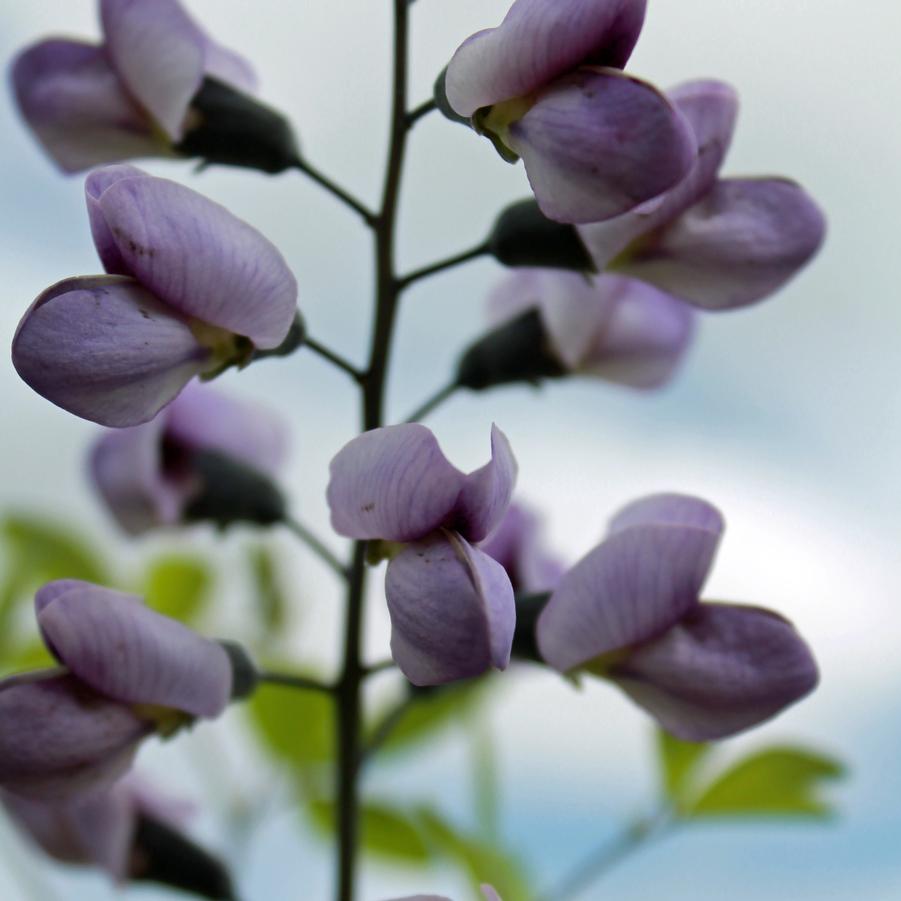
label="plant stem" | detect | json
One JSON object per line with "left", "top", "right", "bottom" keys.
{"left": 406, "top": 97, "right": 437, "bottom": 127}
{"left": 293, "top": 157, "right": 377, "bottom": 226}
{"left": 258, "top": 671, "right": 335, "bottom": 694}
{"left": 304, "top": 337, "right": 365, "bottom": 383}
{"left": 334, "top": 4, "right": 411, "bottom": 898}
{"left": 404, "top": 381, "right": 458, "bottom": 423}
{"left": 283, "top": 516, "right": 349, "bottom": 579}
{"left": 359, "top": 695, "right": 415, "bottom": 766}
{"left": 398, "top": 239, "right": 490, "bottom": 289}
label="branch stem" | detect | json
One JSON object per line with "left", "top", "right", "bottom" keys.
{"left": 258, "top": 671, "right": 335, "bottom": 694}
{"left": 398, "top": 240, "right": 490, "bottom": 289}
{"left": 304, "top": 337, "right": 365, "bottom": 382}
{"left": 406, "top": 98, "right": 437, "bottom": 127}
{"left": 283, "top": 516, "right": 349, "bottom": 579}
{"left": 404, "top": 381, "right": 458, "bottom": 423}
{"left": 293, "top": 157, "right": 377, "bottom": 226}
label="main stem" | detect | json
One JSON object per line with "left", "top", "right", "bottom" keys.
{"left": 335, "top": 3, "right": 410, "bottom": 899}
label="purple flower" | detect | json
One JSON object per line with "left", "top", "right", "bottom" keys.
{"left": 536, "top": 494, "right": 818, "bottom": 740}
{"left": 387, "top": 888, "right": 500, "bottom": 901}
{"left": 480, "top": 502, "right": 564, "bottom": 594}
{"left": 11, "top": 0, "right": 258, "bottom": 173}
{"left": 483, "top": 269, "right": 696, "bottom": 389}
{"left": 12, "top": 164, "right": 297, "bottom": 427}
{"left": 578, "top": 80, "right": 826, "bottom": 309}
{"left": 442, "top": 0, "right": 695, "bottom": 223}
{"left": 0, "top": 580, "right": 233, "bottom": 799}
{"left": 327, "top": 424, "right": 518, "bottom": 686}
{"left": 90, "top": 381, "right": 287, "bottom": 535}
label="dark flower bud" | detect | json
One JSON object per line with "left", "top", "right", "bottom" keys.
{"left": 183, "top": 450, "right": 287, "bottom": 529}
{"left": 455, "top": 309, "right": 565, "bottom": 391}
{"left": 510, "top": 592, "right": 551, "bottom": 663}
{"left": 433, "top": 67, "right": 472, "bottom": 126}
{"left": 251, "top": 312, "right": 306, "bottom": 363}
{"left": 177, "top": 77, "right": 300, "bottom": 175}
{"left": 130, "top": 814, "right": 237, "bottom": 901}
{"left": 219, "top": 641, "right": 260, "bottom": 701}
{"left": 488, "top": 199, "right": 595, "bottom": 272}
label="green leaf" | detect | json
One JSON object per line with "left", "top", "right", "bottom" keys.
{"left": 309, "top": 800, "right": 430, "bottom": 864}
{"left": 687, "top": 746, "right": 845, "bottom": 819}
{"left": 248, "top": 544, "right": 287, "bottom": 637}
{"left": 418, "top": 808, "right": 531, "bottom": 901}
{"left": 370, "top": 679, "right": 489, "bottom": 757}
{"left": 657, "top": 729, "right": 712, "bottom": 807}
{"left": 143, "top": 555, "right": 210, "bottom": 623}
{"left": 2, "top": 640, "right": 54, "bottom": 675}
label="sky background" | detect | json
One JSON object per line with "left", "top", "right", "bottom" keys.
{"left": 1, "top": 1, "right": 900, "bottom": 899}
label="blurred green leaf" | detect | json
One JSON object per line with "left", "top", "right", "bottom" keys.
{"left": 3, "top": 640, "right": 54, "bottom": 674}
{"left": 143, "top": 555, "right": 210, "bottom": 623}
{"left": 309, "top": 800, "right": 430, "bottom": 864}
{"left": 418, "top": 807, "right": 530, "bottom": 901}
{"left": 687, "top": 746, "right": 845, "bottom": 819}
{"left": 657, "top": 729, "right": 712, "bottom": 808}
{"left": 248, "top": 544, "right": 287, "bottom": 637}
{"left": 247, "top": 678, "right": 333, "bottom": 769}
{"left": 371, "top": 680, "right": 489, "bottom": 757}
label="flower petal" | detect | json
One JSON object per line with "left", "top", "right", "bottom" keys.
{"left": 610, "top": 603, "right": 819, "bottom": 740}
{"left": 85, "top": 164, "right": 150, "bottom": 275}
{"left": 536, "top": 524, "right": 720, "bottom": 672}
{"left": 36, "top": 581, "right": 232, "bottom": 718}
{"left": 94, "top": 169, "right": 298, "bottom": 347}
{"left": 609, "top": 493, "right": 725, "bottom": 536}
{"left": 445, "top": 0, "right": 647, "bottom": 117}
{"left": 0, "top": 672, "right": 148, "bottom": 800}
{"left": 2, "top": 783, "right": 135, "bottom": 878}
{"left": 10, "top": 39, "right": 163, "bottom": 174}
{"left": 616, "top": 177, "right": 827, "bottom": 309}
{"left": 327, "top": 425, "right": 465, "bottom": 542}
{"left": 482, "top": 887, "right": 503, "bottom": 901}
{"left": 507, "top": 68, "right": 696, "bottom": 224}
{"left": 386, "top": 532, "right": 515, "bottom": 686}
{"left": 12, "top": 275, "right": 209, "bottom": 427}
{"left": 452, "top": 424, "right": 518, "bottom": 542}
{"left": 579, "top": 79, "right": 739, "bottom": 267}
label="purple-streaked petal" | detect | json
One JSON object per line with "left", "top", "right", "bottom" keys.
{"left": 36, "top": 581, "right": 232, "bottom": 718}
{"left": 164, "top": 381, "right": 288, "bottom": 477}
{"left": 578, "top": 277, "right": 696, "bottom": 389}
{"left": 452, "top": 425, "right": 518, "bottom": 542}
{"left": 2, "top": 783, "right": 134, "bottom": 878}
{"left": 0, "top": 672, "right": 148, "bottom": 800}
{"left": 10, "top": 40, "right": 164, "bottom": 174}
{"left": 482, "top": 887, "right": 503, "bottom": 901}
{"left": 327, "top": 425, "right": 465, "bottom": 542}
{"left": 386, "top": 532, "right": 515, "bottom": 686}
{"left": 93, "top": 169, "right": 297, "bottom": 347}
{"left": 610, "top": 603, "right": 819, "bottom": 740}
{"left": 609, "top": 493, "right": 724, "bottom": 536}
{"left": 445, "top": 0, "right": 646, "bottom": 117}
{"left": 89, "top": 418, "right": 187, "bottom": 535}
{"left": 579, "top": 79, "right": 739, "bottom": 267}
{"left": 12, "top": 275, "right": 209, "bottom": 428}
{"left": 536, "top": 524, "right": 720, "bottom": 673}
{"left": 85, "top": 164, "right": 149, "bottom": 275}
{"left": 506, "top": 68, "right": 696, "bottom": 224}
{"left": 616, "top": 177, "right": 827, "bottom": 309}
{"left": 480, "top": 502, "right": 565, "bottom": 594}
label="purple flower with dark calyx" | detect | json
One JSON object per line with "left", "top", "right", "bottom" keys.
{"left": 439, "top": 0, "right": 695, "bottom": 224}
{"left": 11, "top": 0, "right": 298, "bottom": 175}
{"left": 12, "top": 164, "right": 298, "bottom": 428}
{"left": 456, "top": 269, "right": 695, "bottom": 393}
{"left": 0, "top": 580, "right": 236, "bottom": 800}
{"left": 327, "top": 424, "right": 518, "bottom": 686}
{"left": 90, "top": 381, "right": 288, "bottom": 535}
{"left": 3, "top": 776, "right": 237, "bottom": 898}
{"left": 535, "top": 494, "right": 818, "bottom": 741}
{"left": 578, "top": 80, "right": 826, "bottom": 309}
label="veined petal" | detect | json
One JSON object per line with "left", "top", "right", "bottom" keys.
{"left": 327, "top": 425, "right": 465, "bottom": 542}
{"left": 0, "top": 671, "right": 148, "bottom": 800}
{"left": 36, "top": 581, "right": 232, "bottom": 718}
{"left": 93, "top": 169, "right": 297, "bottom": 347}
{"left": 579, "top": 79, "right": 739, "bottom": 267}
{"left": 611, "top": 603, "right": 819, "bottom": 740}
{"left": 445, "top": 0, "right": 646, "bottom": 117}
{"left": 12, "top": 275, "right": 209, "bottom": 428}
{"left": 536, "top": 524, "right": 720, "bottom": 673}
{"left": 482, "top": 888, "right": 503, "bottom": 901}
{"left": 579, "top": 277, "right": 695, "bottom": 389}
{"left": 386, "top": 532, "right": 515, "bottom": 686}
{"left": 85, "top": 164, "right": 150, "bottom": 275}
{"left": 609, "top": 493, "right": 724, "bottom": 536}
{"left": 507, "top": 68, "right": 695, "bottom": 224}
{"left": 617, "top": 177, "right": 826, "bottom": 309}
{"left": 2, "top": 783, "right": 135, "bottom": 878}
{"left": 10, "top": 40, "right": 164, "bottom": 174}
{"left": 452, "top": 424, "right": 518, "bottom": 542}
